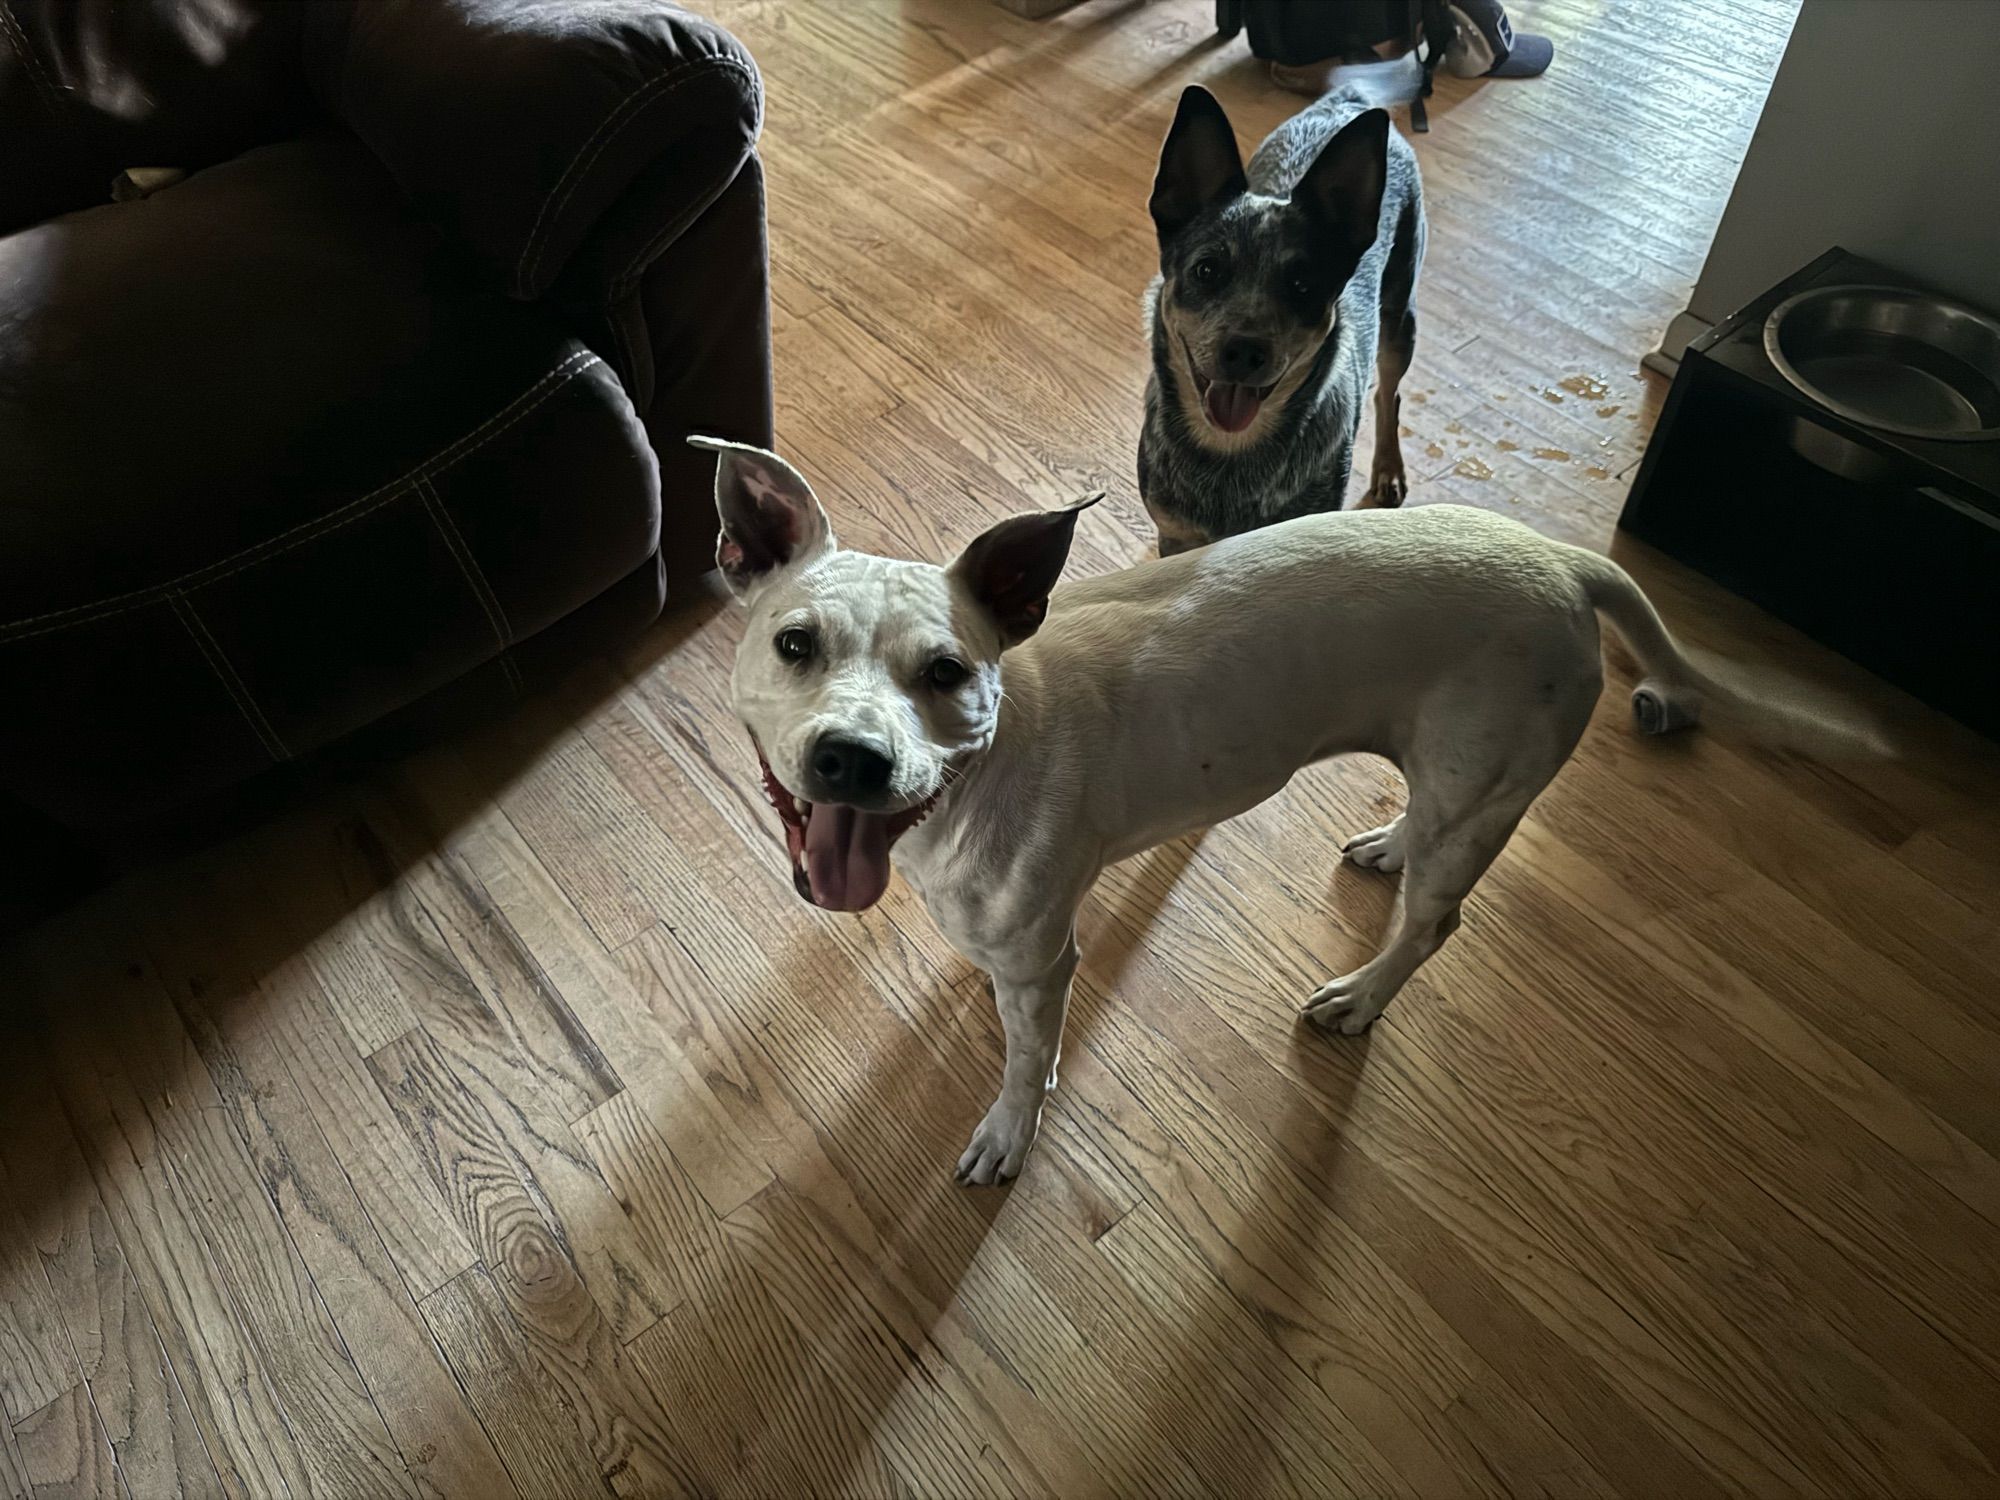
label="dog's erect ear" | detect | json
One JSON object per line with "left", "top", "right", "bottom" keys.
{"left": 689, "top": 436, "right": 833, "bottom": 596}
{"left": 1293, "top": 108, "right": 1390, "bottom": 269}
{"left": 951, "top": 493, "right": 1100, "bottom": 646}
{"left": 1150, "top": 86, "right": 1246, "bottom": 241}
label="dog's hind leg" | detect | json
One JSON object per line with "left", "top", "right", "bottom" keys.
{"left": 1304, "top": 789, "right": 1517, "bottom": 1033}
{"left": 1307, "top": 675, "right": 1587, "bottom": 1034}
{"left": 1359, "top": 193, "right": 1424, "bottom": 510}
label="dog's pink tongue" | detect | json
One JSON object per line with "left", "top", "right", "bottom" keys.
{"left": 804, "top": 804, "right": 893, "bottom": 912}
{"left": 1203, "top": 382, "right": 1262, "bottom": 433}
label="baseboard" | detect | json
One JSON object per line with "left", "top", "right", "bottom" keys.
{"left": 1642, "top": 309, "right": 1714, "bottom": 379}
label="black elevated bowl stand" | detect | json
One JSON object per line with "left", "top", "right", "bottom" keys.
{"left": 1621, "top": 248, "right": 2000, "bottom": 741}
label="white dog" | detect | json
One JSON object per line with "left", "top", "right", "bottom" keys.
{"left": 695, "top": 437, "right": 1874, "bottom": 1185}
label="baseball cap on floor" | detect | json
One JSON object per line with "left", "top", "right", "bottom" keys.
{"left": 1440, "top": 0, "right": 1555, "bottom": 79}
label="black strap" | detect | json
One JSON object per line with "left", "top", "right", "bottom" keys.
{"left": 1410, "top": 0, "right": 1453, "bottom": 132}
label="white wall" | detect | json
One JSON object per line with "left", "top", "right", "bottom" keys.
{"left": 1663, "top": 0, "right": 2000, "bottom": 360}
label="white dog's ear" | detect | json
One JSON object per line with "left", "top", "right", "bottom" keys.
{"left": 951, "top": 493, "right": 1100, "bottom": 646}
{"left": 689, "top": 436, "right": 833, "bottom": 596}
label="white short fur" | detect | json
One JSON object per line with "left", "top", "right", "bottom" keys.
{"left": 699, "top": 438, "right": 1880, "bottom": 1185}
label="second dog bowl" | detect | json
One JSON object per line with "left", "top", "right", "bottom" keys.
{"left": 1764, "top": 284, "right": 2000, "bottom": 442}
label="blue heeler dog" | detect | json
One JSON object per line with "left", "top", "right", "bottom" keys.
{"left": 1138, "top": 84, "right": 1425, "bottom": 554}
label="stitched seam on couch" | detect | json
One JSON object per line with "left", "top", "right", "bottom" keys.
{"left": 0, "top": 352, "right": 601, "bottom": 646}
{"left": 168, "top": 590, "right": 292, "bottom": 763}
{"left": 0, "top": 1, "right": 61, "bottom": 110}
{"left": 609, "top": 147, "right": 738, "bottom": 294}
{"left": 515, "top": 56, "right": 761, "bottom": 298}
{"left": 417, "top": 475, "right": 524, "bottom": 695}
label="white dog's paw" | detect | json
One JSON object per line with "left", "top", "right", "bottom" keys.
{"left": 955, "top": 1098, "right": 1041, "bottom": 1187}
{"left": 1301, "top": 973, "right": 1391, "bottom": 1036}
{"left": 1341, "top": 816, "right": 1407, "bottom": 873}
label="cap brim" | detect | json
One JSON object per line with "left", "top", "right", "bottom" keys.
{"left": 1487, "top": 31, "right": 1553, "bottom": 77}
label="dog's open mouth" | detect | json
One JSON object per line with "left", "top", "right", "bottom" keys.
{"left": 756, "top": 749, "right": 940, "bottom": 912}
{"left": 1193, "top": 370, "right": 1276, "bottom": 434}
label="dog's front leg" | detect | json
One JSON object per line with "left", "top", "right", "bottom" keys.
{"left": 956, "top": 934, "right": 1078, "bottom": 1187}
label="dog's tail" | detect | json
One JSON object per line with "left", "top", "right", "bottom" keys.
{"left": 1322, "top": 56, "right": 1425, "bottom": 113}
{"left": 1566, "top": 549, "right": 1893, "bottom": 760}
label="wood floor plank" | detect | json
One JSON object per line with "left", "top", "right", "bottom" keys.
{"left": 1388, "top": 950, "right": 2000, "bottom": 1496}
{"left": 249, "top": 964, "right": 479, "bottom": 1302}
{"left": 1658, "top": 875, "right": 2000, "bottom": 1158}
{"left": 575, "top": 1090, "right": 908, "bottom": 1500}
{"left": 1455, "top": 874, "right": 2000, "bottom": 1461}
{"left": 373, "top": 997, "right": 680, "bottom": 1348}
{"left": 1092, "top": 1204, "right": 1413, "bottom": 1500}
{"left": 432, "top": 788, "right": 776, "bottom": 1220}
{"left": 43, "top": 872, "right": 473, "bottom": 1500}
{"left": 30, "top": 1206, "right": 219, "bottom": 1500}
{"left": 12, "top": 1388, "right": 122, "bottom": 1500}
{"left": 367, "top": 1032, "right": 697, "bottom": 1495}
{"left": 1056, "top": 963, "right": 1632, "bottom": 1500}
{"left": 620, "top": 1302, "right": 814, "bottom": 1500}
{"left": 987, "top": 1087, "right": 1393, "bottom": 1498}
{"left": 715, "top": 1123, "right": 1159, "bottom": 1497}
{"left": 0, "top": 1416, "right": 28, "bottom": 1500}
{"left": 16, "top": 909, "right": 318, "bottom": 1500}
{"left": 329, "top": 793, "right": 687, "bottom": 1353}
{"left": 467, "top": 730, "right": 674, "bottom": 952}
{"left": 0, "top": 1159, "right": 70, "bottom": 1428}
{"left": 418, "top": 1267, "right": 618, "bottom": 1500}
{"left": 1058, "top": 872, "right": 1746, "bottom": 1496}
{"left": 920, "top": 1206, "right": 1211, "bottom": 1499}
{"left": 272, "top": 810, "right": 438, "bottom": 1056}
{"left": 599, "top": 932, "right": 1212, "bottom": 1497}
{"left": 718, "top": 1183, "right": 1054, "bottom": 1499}
{"left": 147, "top": 1103, "right": 417, "bottom": 1499}
{"left": 1507, "top": 818, "right": 2000, "bottom": 1227}
{"left": 175, "top": 812, "right": 504, "bottom": 1303}
{"left": 0, "top": 1066, "right": 222, "bottom": 1500}
{"left": 361, "top": 786, "right": 626, "bottom": 1128}
{"left": 125, "top": 857, "right": 517, "bottom": 1500}
{"left": 1896, "top": 803, "right": 2000, "bottom": 928}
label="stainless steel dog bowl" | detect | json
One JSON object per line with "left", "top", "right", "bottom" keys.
{"left": 1764, "top": 284, "right": 2000, "bottom": 441}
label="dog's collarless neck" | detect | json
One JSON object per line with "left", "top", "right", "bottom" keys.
{"left": 905, "top": 649, "right": 1047, "bottom": 854}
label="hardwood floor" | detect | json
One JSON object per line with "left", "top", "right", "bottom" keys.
{"left": 7, "top": 0, "right": 2000, "bottom": 1495}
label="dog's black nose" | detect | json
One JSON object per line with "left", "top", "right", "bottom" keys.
{"left": 811, "top": 735, "right": 893, "bottom": 797}
{"left": 1217, "top": 336, "right": 1274, "bottom": 385}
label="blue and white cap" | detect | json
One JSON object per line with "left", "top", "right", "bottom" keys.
{"left": 1440, "top": 0, "right": 1555, "bottom": 78}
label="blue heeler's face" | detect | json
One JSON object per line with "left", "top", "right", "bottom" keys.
{"left": 1149, "top": 87, "right": 1388, "bottom": 445}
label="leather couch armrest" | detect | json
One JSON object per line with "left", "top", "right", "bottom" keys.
{"left": 304, "top": 0, "right": 762, "bottom": 299}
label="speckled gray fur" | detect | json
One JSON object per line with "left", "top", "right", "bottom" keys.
{"left": 1140, "top": 86, "right": 1425, "bottom": 548}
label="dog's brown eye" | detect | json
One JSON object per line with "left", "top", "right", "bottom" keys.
{"left": 925, "top": 656, "right": 969, "bottom": 691}
{"left": 1291, "top": 274, "right": 1313, "bottom": 299}
{"left": 775, "top": 626, "right": 814, "bottom": 663}
{"left": 1191, "top": 256, "right": 1223, "bottom": 286}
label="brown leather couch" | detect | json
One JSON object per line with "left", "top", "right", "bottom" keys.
{"left": 0, "top": 0, "right": 772, "bottom": 922}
